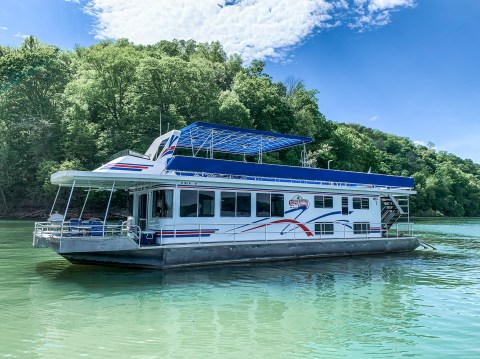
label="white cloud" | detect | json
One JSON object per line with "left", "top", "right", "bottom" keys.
{"left": 83, "top": 0, "right": 415, "bottom": 62}
{"left": 368, "top": 0, "right": 414, "bottom": 11}
{"left": 0, "top": 26, "right": 8, "bottom": 31}
{"left": 369, "top": 115, "right": 379, "bottom": 122}
{"left": 14, "top": 32, "right": 29, "bottom": 39}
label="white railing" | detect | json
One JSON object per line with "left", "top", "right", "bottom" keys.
{"left": 34, "top": 221, "right": 141, "bottom": 241}
{"left": 34, "top": 220, "right": 413, "bottom": 248}
{"left": 173, "top": 170, "right": 415, "bottom": 191}
{"left": 152, "top": 222, "right": 414, "bottom": 245}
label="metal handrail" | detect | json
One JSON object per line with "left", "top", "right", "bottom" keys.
{"left": 34, "top": 221, "right": 133, "bottom": 238}
{"left": 152, "top": 222, "right": 414, "bottom": 245}
{"left": 34, "top": 220, "right": 414, "bottom": 246}
{"left": 173, "top": 170, "right": 415, "bottom": 191}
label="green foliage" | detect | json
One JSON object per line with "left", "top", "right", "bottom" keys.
{"left": 1, "top": 37, "right": 479, "bottom": 217}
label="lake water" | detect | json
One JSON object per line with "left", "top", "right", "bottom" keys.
{"left": 1, "top": 219, "right": 479, "bottom": 358}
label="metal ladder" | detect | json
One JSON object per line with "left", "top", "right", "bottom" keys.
{"left": 381, "top": 195, "right": 409, "bottom": 237}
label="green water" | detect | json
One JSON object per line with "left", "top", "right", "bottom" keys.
{"left": 1, "top": 219, "right": 479, "bottom": 358}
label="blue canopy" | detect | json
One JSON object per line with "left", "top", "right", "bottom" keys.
{"left": 177, "top": 122, "right": 313, "bottom": 156}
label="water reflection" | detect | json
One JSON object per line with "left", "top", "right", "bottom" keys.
{"left": 2, "top": 219, "right": 480, "bottom": 358}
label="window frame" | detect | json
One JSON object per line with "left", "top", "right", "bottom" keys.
{"left": 221, "top": 191, "right": 251, "bottom": 217}
{"left": 315, "top": 222, "right": 334, "bottom": 236}
{"left": 152, "top": 189, "right": 174, "bottom": 218}
{"left": 314, "top": 195, "right": 334, "bottom": 209}
{"left": 353, "top": 222, "right": 370, "bottom": 235}
{"left": 179, "top": 190, "right": 215, "bottom": 218}
{"left": 256, "top": 193, "right": 284, "bottom": 218}
{"left": 352, "top": 197, "right": 370, "bottom": 210}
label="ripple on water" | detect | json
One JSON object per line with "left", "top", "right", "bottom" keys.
{"left": 1, "top": 219, "right": 480, "bottom": 358}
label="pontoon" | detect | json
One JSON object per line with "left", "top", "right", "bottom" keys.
{"left": 33, "top": 122, "right": 419, "bottom": 268}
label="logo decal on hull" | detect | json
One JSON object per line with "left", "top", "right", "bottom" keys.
{"left": 288, "top": 195, "right": 309, "bottom": 209}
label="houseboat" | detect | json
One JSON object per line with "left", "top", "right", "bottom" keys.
{"left": 33, "top": 122, "right": 419, "bottom": 268}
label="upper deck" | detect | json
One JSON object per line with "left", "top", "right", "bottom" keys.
{"left": 50, "top": 122, "right": 414, "bottom": 192}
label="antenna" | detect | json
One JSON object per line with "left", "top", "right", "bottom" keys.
{"left": 159, "top": 107, "right": 162, "bottom": 136}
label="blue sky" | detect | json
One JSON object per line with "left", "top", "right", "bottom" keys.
{"left": 1, "top": 0, "right": 479, "bottom": 163}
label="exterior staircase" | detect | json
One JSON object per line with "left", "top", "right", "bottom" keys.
{"left": 380, "top": 195, "right": 409, "bottom": 237}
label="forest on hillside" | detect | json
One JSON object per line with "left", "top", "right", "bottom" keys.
{"left": 1, "top": 37, "right": 480, "bottom": 217}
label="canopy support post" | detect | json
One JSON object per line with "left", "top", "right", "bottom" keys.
{"left": 103, "top": 181, "right": 116, "bottom": 236}
{"left": 301, "top": 142, "right": 308, "bottom": 167}
{"left": 79, "top": 188, "right": 91, "bottom": 220}
{"left": 258, "top": 136, "right": 263, "bottom": 164}
{"left": 64, "top": 180, "right": 76, "bottom": 224}
{"left": 210, "top": 130, "right": 214, "bottom": 159}
{"left": 49, "top": 186, "right": 61, "bottom": 217}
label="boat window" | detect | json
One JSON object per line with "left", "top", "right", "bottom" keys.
{"left": 353, "top": 197, "right": 370, "bottom": 209}
{"left": 271, "top": 194, "right": 284, "bottom": 217}
{"left": 199, "top": 191, "right": 215, "bottom": 217}
{"left": 237, "top": 193, "right": 251, "bottom": 217}
{"left": 341, "top": 197, "right": 349, "bottom": 215}
{"left": 180, "top": 190, "right": 198, "bottom": 217}
{"left": 221, "top": 192, "right": 236, "bottom": 217}
{"left": 256, "top": 193, "right": 270, "bottom": 217}
{"left": 152, "top": 189, "right": 173, "bottom": 218}
{"left": 353, "top": 222, "right": 370, "bottom": 234}
{"left": 221, "top": 192, "right": 251, "bottom": 217}
{"left": 256, "top": 193, "right": 284, "bottom": 217}
{"left": 314, "top": 195, "right": 333, "bottom": 208}
{"left": 315, "top": 222, "right": 334, "bottom": 235}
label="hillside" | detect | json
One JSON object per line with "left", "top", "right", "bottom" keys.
{"left": 1, "top": 37, "right": 479, "bottom": 217}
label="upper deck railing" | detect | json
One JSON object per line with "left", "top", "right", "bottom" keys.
{"left": 172, "top": 170, "right": 415, "bottom": 191}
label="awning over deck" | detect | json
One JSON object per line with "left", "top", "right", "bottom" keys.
{"left": 50, "top": 170, "right": 167, "bottom": 189}
{"left": 177, "top": 122, "right": 313, "bottom": 156}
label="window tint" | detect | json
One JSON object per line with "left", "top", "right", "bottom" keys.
{"left": 271, "top": 194, "right": 284, "bottom": 217}
{"left": 256, "top": 193, "right": 284, "bottom": 217}
{"left": 180, "top": 190, "right": 197, "bottom": 217}
{"left": 342, "top": 197, "right": 349, "bottom": 215}
{"left": 353, "top": 222, "right": 370, "bottom": 234}
{"left": 199, "top": 191, "right": 215, "bottom": 217}
{"left": 315, "top": 222, "right": 334, "bottom": 235}
{"left": 237, "top": 193, "right": 251, "bottom": 217}
{"left": 314, "top": 196, "right": 333, "bottom": 208}
{"left": 362, "top": 198, "right": 369, "bottom": 209}
{"left": 153, "top": 189, "right": 174, "bottom": 218}
{"left": 256, "top": 193, "right": 270, "bottom": 217}
{"left": 221, "top": 192, "right": 236, "bottom": 217}
{"left": 353, "top": 197, "right": 370, "bottom": 209}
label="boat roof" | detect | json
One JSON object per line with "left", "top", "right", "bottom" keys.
{"left": 177, "top": 122, "right": 313, "bottom": 155}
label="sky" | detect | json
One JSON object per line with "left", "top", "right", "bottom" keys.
{"left": 1, "top": 0, "right": 479, "bottom": 162}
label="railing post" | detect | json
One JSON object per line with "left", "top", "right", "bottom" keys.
{"left": 199, "top": 224, "right": 201, "bottom": 244}
{"left": 103, "top": 181, "right": 116, "bottom": 237}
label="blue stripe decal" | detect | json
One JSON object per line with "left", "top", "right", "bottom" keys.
{"left": 306, "top": 211, "right": 341, "bottom": 223}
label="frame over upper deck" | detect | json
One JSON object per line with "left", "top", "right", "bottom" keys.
{"left": 177, "top": 122, "right": 313, "bottom": 158}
